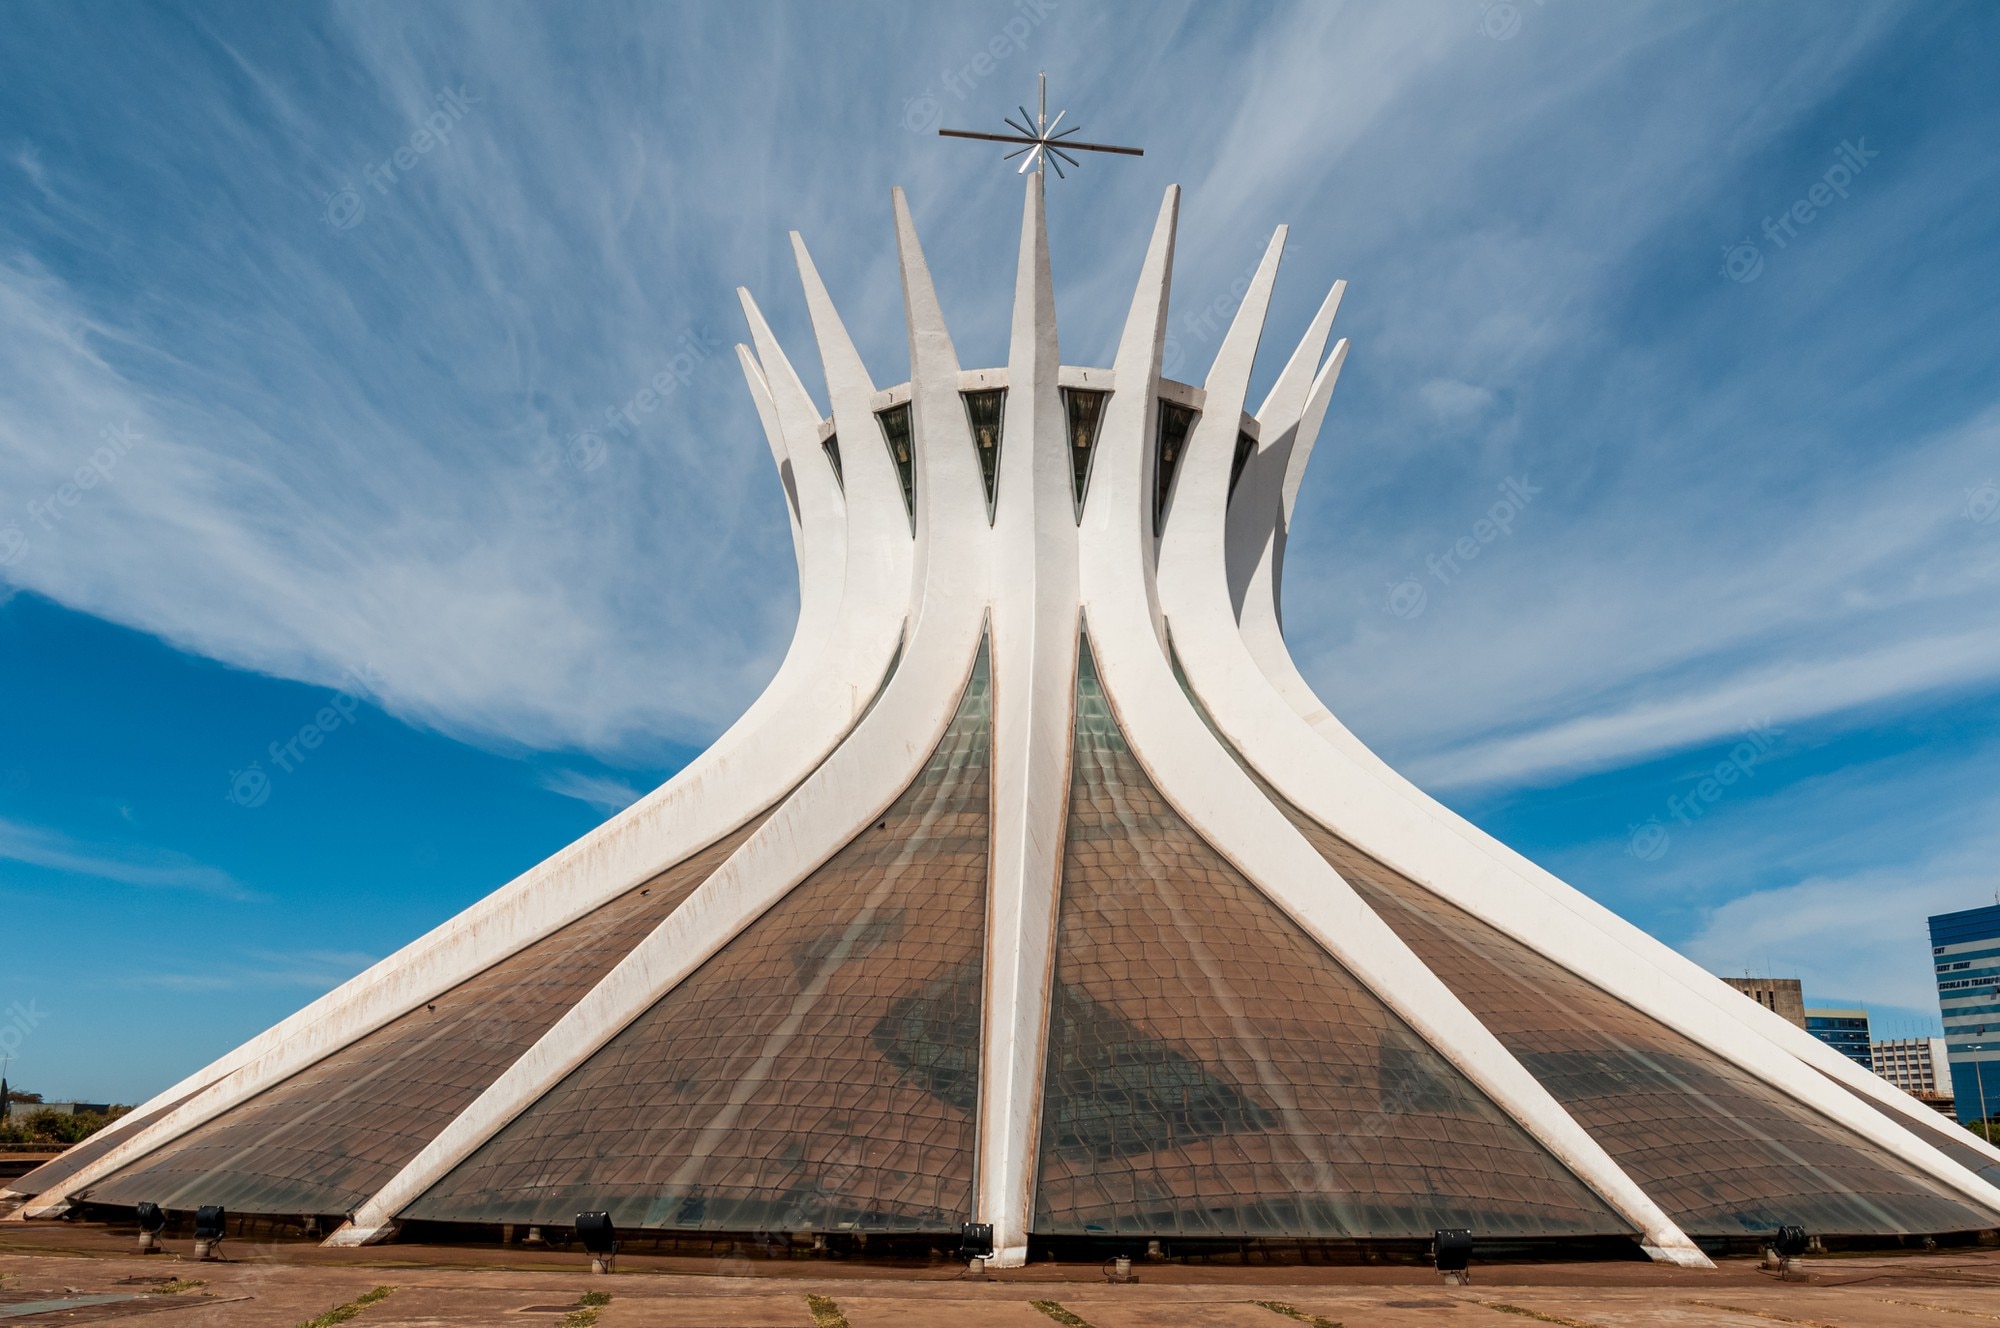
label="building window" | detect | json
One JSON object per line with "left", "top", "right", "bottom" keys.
{"left": 876, "top": 404, "right": 916, "bottom": 530}
{"left": 961, "top": 389, "right": 1005, "bottom": 519}
{"left": 1061, "top": 388, "right": 1107, "bottom": 516}
{"left": 1154, "top": 401, "right": 1198, "bottom": 532}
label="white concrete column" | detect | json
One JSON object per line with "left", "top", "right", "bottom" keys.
{"left": 976, "top": 172, "right": 1078, "bottom": 1268}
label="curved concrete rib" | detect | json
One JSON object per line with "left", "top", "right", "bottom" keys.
{"left": 1090, "top": 189, "right": 1708, "bottom": 1266}
{"left": 1184, "top": 311, "right": 2000, "bottom": 1214}
{"left": 19, "top": 290, "right": 904, "bottom": 1222}
{"left": 791, "top": 232, "right": 913, "bottom": 627}
{"left": 1227, "top": 281, "right": 1343, "bottom": 625}
{"left": 737, "top": 294, "right": 845, "bottom": 679}
{"left": 327, "top": 184, "right": 997, "bottom": 1247}
{"left": 976, "top": 171, "right": 1079, "bottom": 1268}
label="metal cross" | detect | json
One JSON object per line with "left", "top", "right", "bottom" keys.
{"left": 938, "top": 72, "right": 1142, "bottom": 180}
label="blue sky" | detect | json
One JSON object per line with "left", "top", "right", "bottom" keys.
{"left": 3, "top": 1, "right": 1998, "bottom": 1102}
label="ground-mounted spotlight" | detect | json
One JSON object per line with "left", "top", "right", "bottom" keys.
{"left": 192, "top": 1205, "right": 226, "bottom": 1260}
{"left": 1772, "top": 1224, "right": 1811, "bottom": 1280}
{"left": 576, "top": 1211, "right": 618, "bottom": 1275}
{"left": 1433, "top": 1227, "right": 1473, "bottom": 1285}
{"left": 958, "top": 1222, "right": 994, "bottom": 1269}
{"left": 134, "top": 1202, "right": 166, "bottom": 1254}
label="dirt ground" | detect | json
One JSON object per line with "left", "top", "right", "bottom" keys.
{"left": 3, "top": 1221, "right": 1999, "bottom": 1325}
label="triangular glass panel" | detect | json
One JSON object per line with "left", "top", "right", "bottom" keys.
{"left": 876, "top": 403, "right": 916, "bottom": 531}
{"left": 961, "top": 389, "right": 1005, "bottom": 520}
{"left": 1061, "top": 388, "right": 1106, "bottom": 518}
{"left": 1228, "top": 430, "right": 1257, "bottom": 500}
{"left": 1153, "top": 401, "right": 1197, "bottom": 533}
{"left": 821, "top": 433, "right": 843, "bottom": 490}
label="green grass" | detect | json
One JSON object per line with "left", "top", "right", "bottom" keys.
{"left": 1481, "top": 1303, "right": 1606, "bottom": 1328}
{"left": 1031, "top": 1302, "right": 1097, "bottom": 1328}
{"left": 805, "top": 1293, "right": 851, "bottom": 1328}
{"left": 152, "top": 1279, "right": 206, "bottom": 1295}
{"left": 557, "top": 1291, "right": 612, "bottom": 1328}
{"left": 293, "top": 1284, "right": 396, "bottom": 1328}
{"left": 1254, "top": 1299, "right": 1343, "bottom": 1328}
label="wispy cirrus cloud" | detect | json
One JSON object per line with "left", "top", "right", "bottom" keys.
{"left": 538, "top": 768, "right": 645, "bottom": 815}
{"left": 0, "top": 817, "right": 255, "bottom": 901}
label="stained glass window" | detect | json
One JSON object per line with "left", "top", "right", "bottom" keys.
{"left": 1153, "top": 402, "right": 1198, "bottom": 532}
{"left": 1061, "top": 388, "right": 1107, "bottom": 515}
{"left": 961, "top": 390, "right": 1005, "bottom": 517}
{"left": 876, "top": 404, "right": 916, "bottom": 529}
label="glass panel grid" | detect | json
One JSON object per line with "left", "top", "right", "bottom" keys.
{"left": 407, "top": 644, "right": 993, "bottom": 1233}
{"left": 83, "top": 824, "right": 759, "bottom": 1217}
{"left": 1164, "top": 655, "right": 2000, "bottom": 1237}
{"left": 1033, "top": 636, "right": 1627, "bottom": 1240}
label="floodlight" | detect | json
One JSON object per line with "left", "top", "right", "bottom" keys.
{"left": 1774, "top": 1225, "right": 1809, "bottom": 1258}
{"left": 576, "top": 1211, "right": 617, "bottom": 1274}
{"left": 192, "top": 1205, "right": 226, "bottom": 1260}
{"left": 1433, "top": 1227, "right": 1473, "bottom": 1284}
{"left": 959, "top": 1222, "right": 995, "bottom": 1262}
{"left": 134, "top": 1202, "right": 166, "bottom": 1254}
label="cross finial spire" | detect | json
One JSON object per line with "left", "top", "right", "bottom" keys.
{"left": 938, "top": 71, "right": 1143, "bottom": 180}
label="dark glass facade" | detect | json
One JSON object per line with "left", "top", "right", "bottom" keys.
{"left": 1805, "top": 1010, "right": 1874, "bottom": 1070}
{"left": 1930, "top": 904, "right": 2000, "bottom": 1126}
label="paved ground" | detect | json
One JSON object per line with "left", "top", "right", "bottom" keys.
{"left": 3, "top": 1224, "right": 1999, "bottom": 1325}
